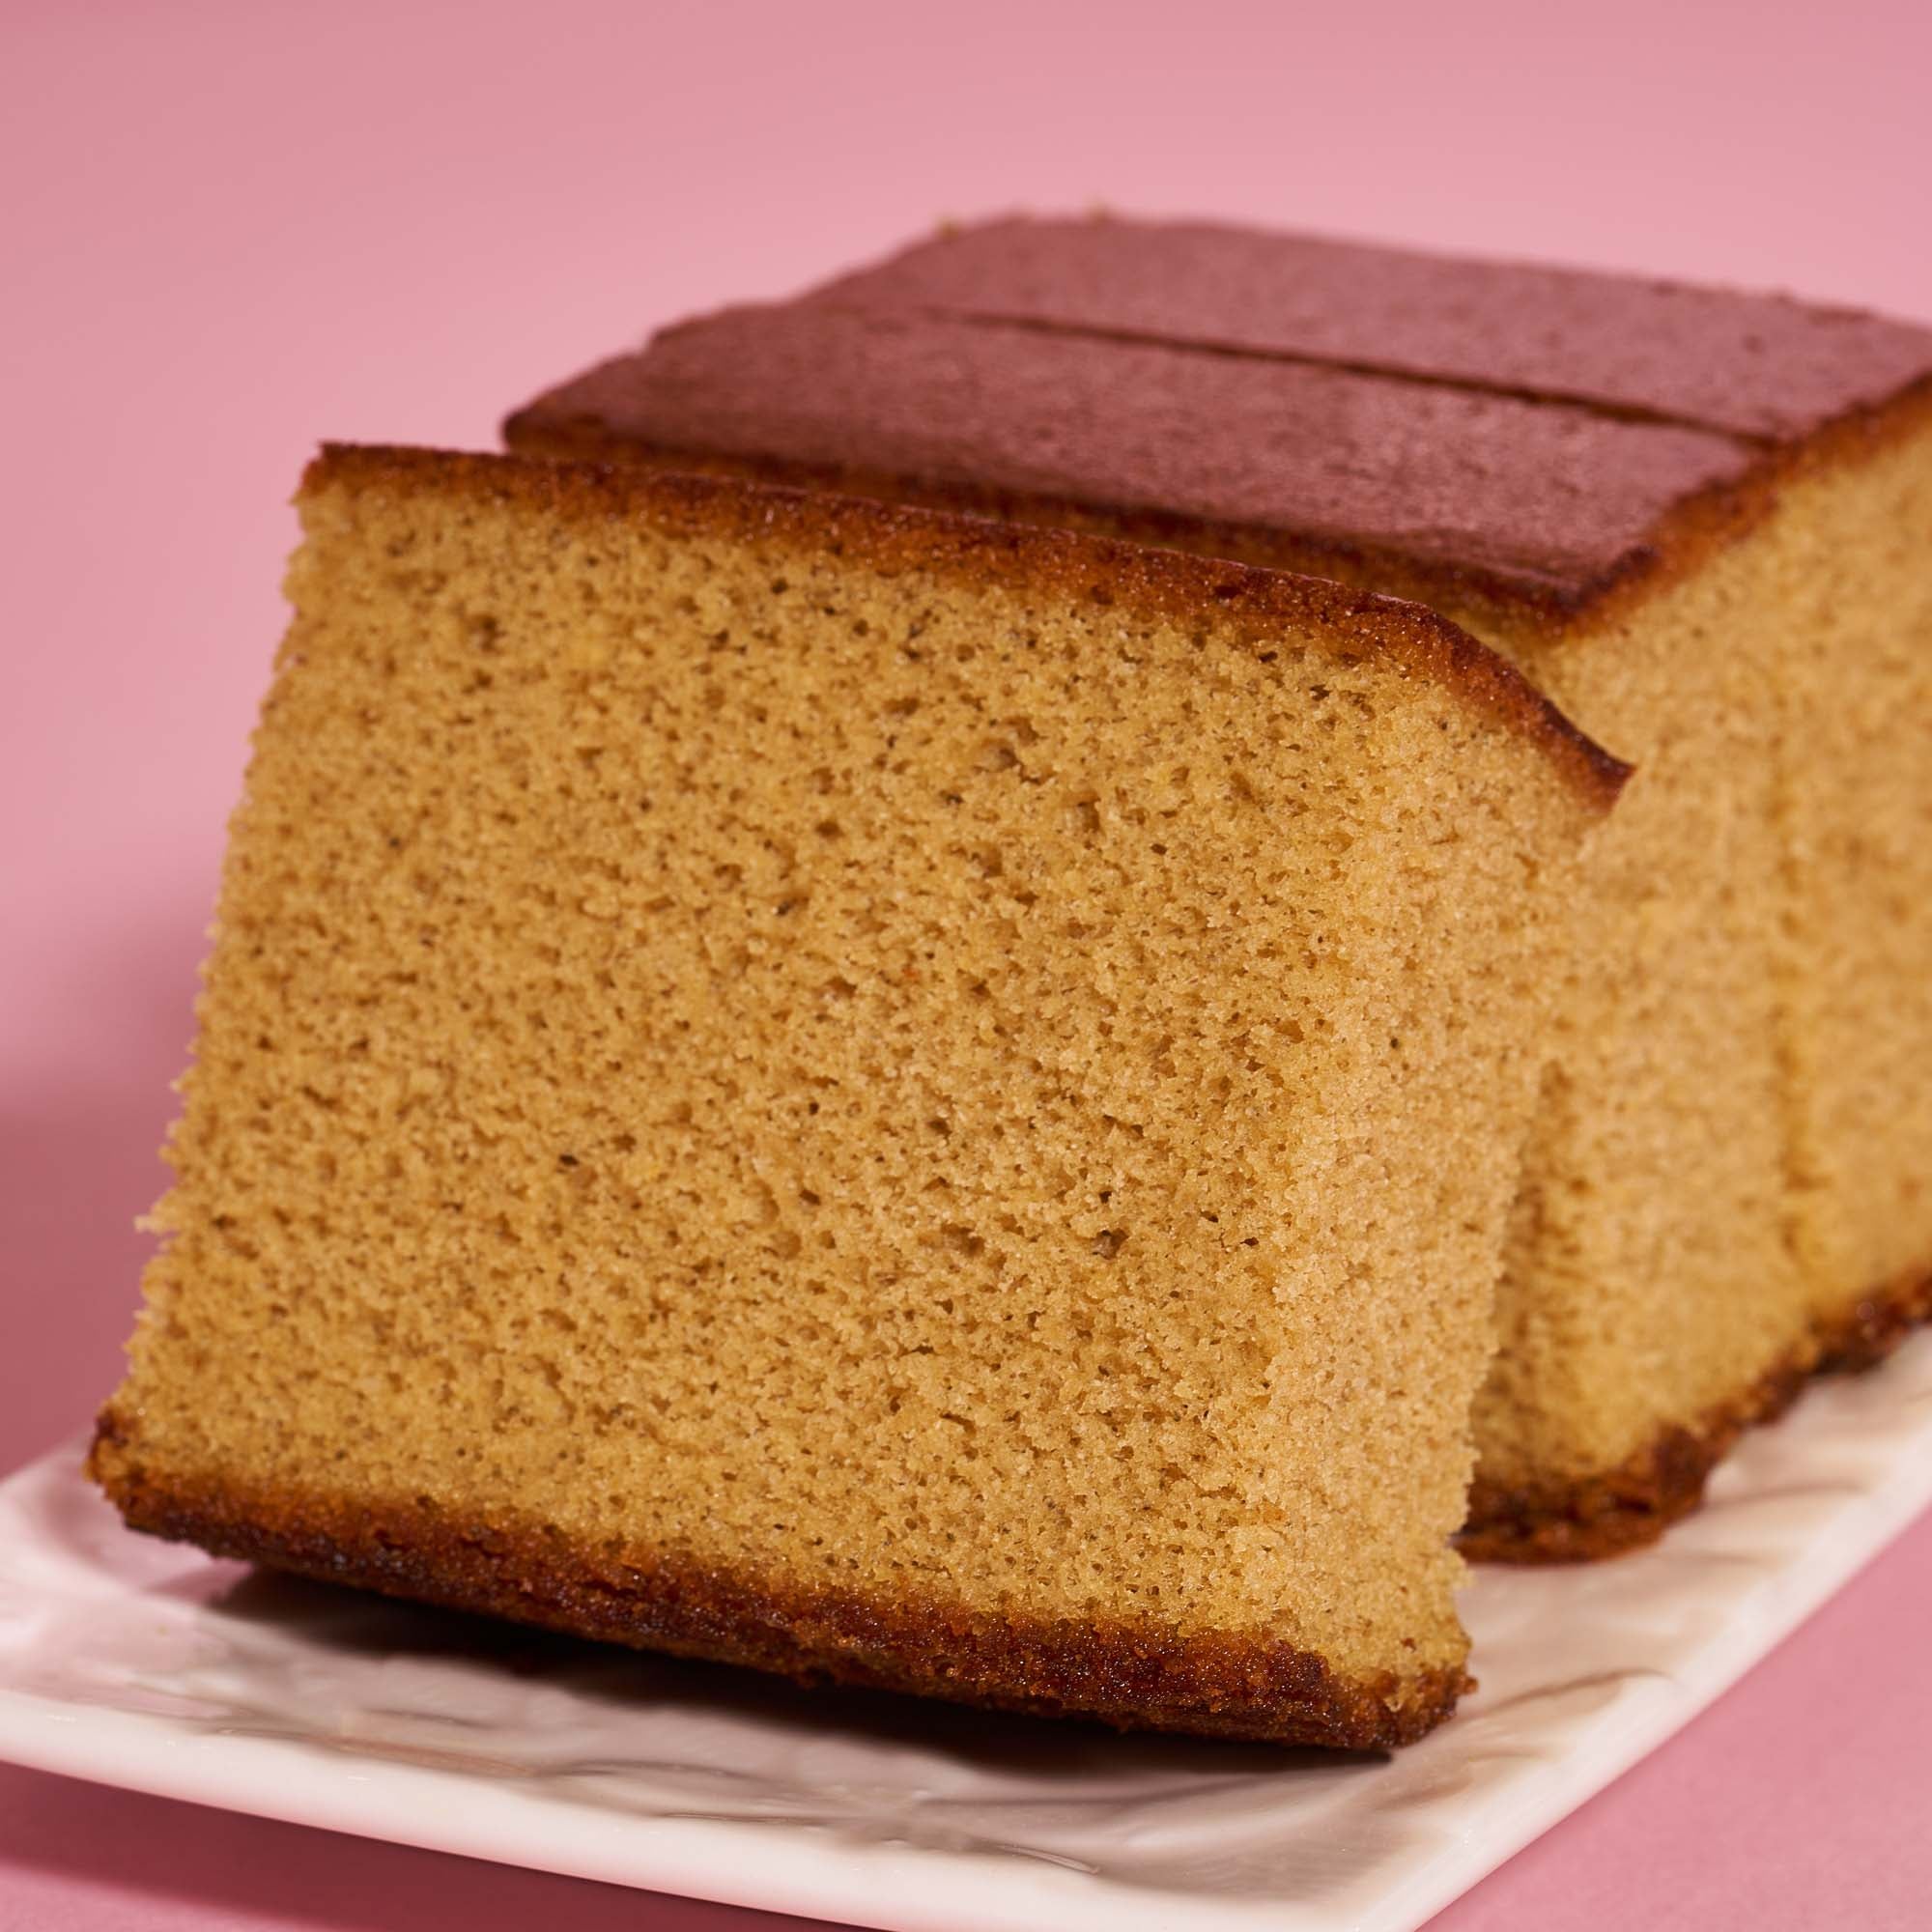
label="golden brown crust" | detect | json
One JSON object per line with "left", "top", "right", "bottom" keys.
{"left": 86, "top": 1416, "right": 1464, "bottom": 1748}
{"left": 1814, "top": 1263, "right": 1932, "bottom": 1374}
{"left": 1460, "top": 1365, "right": 1810, "bottom": 1563}
{"left": 306, "top": 443, "right": 1629, "bottom": 814}
{"left": 1462, "top": 1261, "right": 1932, "bottom": 1562}
{"left": 501, "top": 415, "right": 1634, "bottom": 636}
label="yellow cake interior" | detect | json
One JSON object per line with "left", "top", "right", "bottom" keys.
{"left": 1461, "top": 423, "right": 1932, "bottom": 1523}
{"left": 92, "top": 451, "right": 1614, "bottom": 1738}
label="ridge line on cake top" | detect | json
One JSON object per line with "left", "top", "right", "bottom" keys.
{"left": 808, "top": 302, "right": 1777, "bottom": 444}
{"left": 804, "top": 212, "right": 1932, "bottom": 443}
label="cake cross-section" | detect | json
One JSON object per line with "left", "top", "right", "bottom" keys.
{"left": 92, "top": 446, "right": 1619, "bottom": 1745}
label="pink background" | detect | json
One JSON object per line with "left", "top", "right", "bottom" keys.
{"left": 5, "top": 1, "right": 1930, "bottom": 1925}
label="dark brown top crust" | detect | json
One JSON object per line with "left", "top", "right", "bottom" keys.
{"left": 502, "top": 213, "right": 1932, "bottom": 624}
{"left": 305, "top": 444, "right": 1629, "bottom": 810}
{"left": 511, "top": 306, "right": 1755, "bottom": 610}
{"left": 89, "top": 1423, "right": 1466, "bottom": 1747}
{"left": 810, "top": 214, "right": 1932, "bottom": 440}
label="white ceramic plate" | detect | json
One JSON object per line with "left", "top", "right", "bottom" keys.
{"left": 4, "top": 1334, "right": 1931, "bottom": 1932}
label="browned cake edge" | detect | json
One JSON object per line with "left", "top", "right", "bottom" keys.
{"left": 85, "top": 1418, "right": 1465, "bottom": 1748}
{"left": 505, "top": 375, "right": 1932, "bottom": 641}
{"left": 1461, "top": 1259, "right": 1932, "bottom": 1562}
{"left": 312, "top": 443, "right": 1623, "bottom": 811}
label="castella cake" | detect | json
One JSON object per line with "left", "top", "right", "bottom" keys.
{"left": 92, "top": 444, "right": 1621, "bottom": 1746}
{"left": 505, "top": 213, "right": 1932, "bottom": 1556}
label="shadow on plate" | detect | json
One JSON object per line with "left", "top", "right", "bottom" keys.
{"left": 211, "top": 1564, "right": 1380, "bottom": 1782}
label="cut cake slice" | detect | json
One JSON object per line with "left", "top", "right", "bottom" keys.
{"left": 92, "top": 446, "right": 1620, "bottom": 1746}
{"left": 503, "top": 213, "right": 1932, "bottom": 1557}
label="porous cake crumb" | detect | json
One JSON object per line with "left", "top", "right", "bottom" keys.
{"left": 92, "top": 446, "right": 1618, "bottom": 1745}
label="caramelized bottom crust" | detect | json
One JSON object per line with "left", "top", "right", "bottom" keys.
{"left": 86, "top": 1419, "right": 1463, "bottom": 1750}
{"left": 1463, "top": 1262, "right": 1932, "bottom": 1563}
